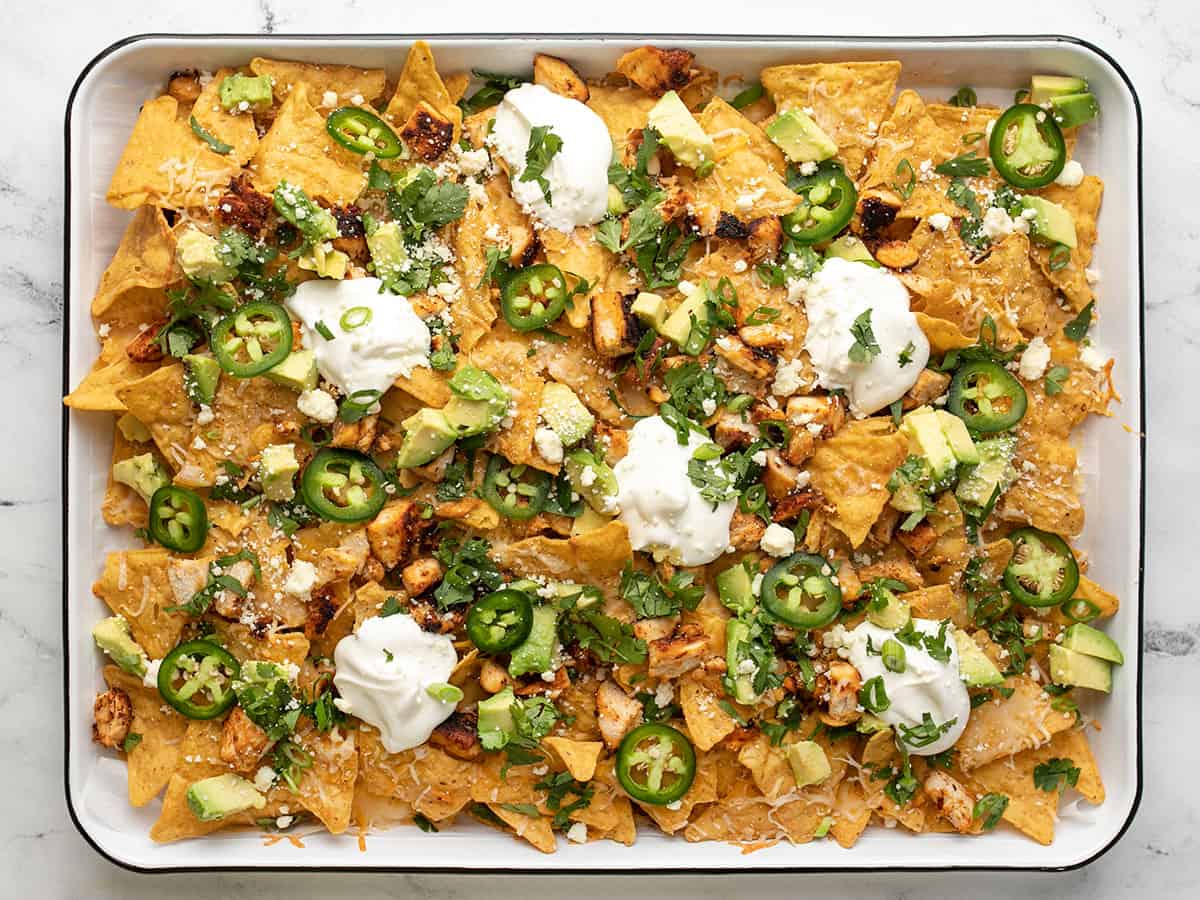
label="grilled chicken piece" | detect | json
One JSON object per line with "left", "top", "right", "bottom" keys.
{"left": 219, "top": 706, "right": 272, "bottom": 771}
{"left": 647, "top": 623, "right": 708, "bottom": 679}
{"left": 714, "top": 335, "right": 774, "bottom": 379}
{"left": 728, "top": 509, "right": 767, "bottom": 551}
{"left": 166, "top": 70, "right": 202, "bottom": 105}
{"left": 821, "top": 661, "right": 863, "bottom": 726}
{"left": 772, "top": 487, "right": 827, "bottom": 524}
{"left": 218, "top": 174, "right": 274, "bottom": 237}
{"left": 896, "top": 520, "right": 939, "bottom": 558}
{"left": 596, "top": 680, "right": 644, "bottom": 749}
{"left": 902, "top": 369, "right": 952, "bottom": 410}
{"left": 534, "top": 54, "right": 589, "bottom": 101}
{"left": 125, "top": 320, "right": 167, "bottom": 363}
{"left": 428, "top": 710, "right": 482, "bottom": 761}
{"left": 924, "top": 770, "right": 976, "bottom": 833}
{"left": 745, "top": 216, "right": 784, "bottom": 264}
{"left": 401, "top": 557, "right": 443, "bottom": 597}
{"left": 366, "top": 500, "right": 434, "bottom": 571}
{"left": 591, "top": 291, "right": 642, "bottom": 358}
{"left": 615, "top": 46, "right": 696, "bottom": 97}
{"left": 400, "top": 101, "right": 455, "bottom": 161}
{"left": 93, "top": 688, "right": 133, "bottom": 749}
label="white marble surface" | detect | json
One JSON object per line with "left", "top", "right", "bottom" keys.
{"left": 3, "top": 0, "right": 1195, "bottom": 895}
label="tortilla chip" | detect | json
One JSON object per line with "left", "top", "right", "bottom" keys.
{"left": 916, "top": 311, "right": 974, "bottom": 355}
{"left": 191, "top": 67, "right": 260, "bottom": 165}
{"left": 679, "top": 679, "right": 736, "bottom": 751}
{"left": 830, "top": 779, "right": 872, "bottom": 848}
{"left": 737, "top": 734, "right": 797, "bottom": 803}
{"left": 487, "top": 803, "right": 557, "bottom": 854}
{"left": 808, "top": 417, "right": 909, "bottom": 547}
{"left": 996, "top": 434, "right": 1084, "bottom": 537}
{"left": 293, "top": 719, "right": 358, "bottom": 833}
{"left": 251, "top": 82, "right": 367, "bottom": 205}
{"left": 636, "top": 746, "right": 719, "bottom": 833}
{"left": 250, "top": 57, "right": 386, "bottom": 106}
{"left": 93, "top": 548, "right": 184, "bottom": 657}
{"left": 957, "top": 676, "right": 1076, "bottom": 771}
{"left": 106, "top": 96, "right": 242, "bottom": 210}
{"left": 683, "top": 779, "right": 778, "bottom": 843}
{"left": 102, "top": 425, "right": 152, "bottom": 528}
{"left": 103, "top": 666, "right": 187, "bottom": 806}
{"left": 209, "top": 620, "right": 310, "bottom": 667}
{"left": 1029, "top": 177, "right": 1104, "bottom": 310}
{"left": 586, "top": 84, "right": 656, "bottom": 154}
{"left": 65, "top": 350, "right": 161, "bottom": 413}
{"left": 760, "top": 60, "right": 902, "bottom": 177}
{"left": 90, "top": 205, "right": 179, "bottom": 323}
{"left": 543, "top": 737, "right": 603, "bottom": 783}
{"left": 491, "top": 522, "right": 632, "bottom": 601}
{"left": 357, "top": 729, "right": 473, "bottom": 822}
{"left": 541, "top": 226, "right": 615, "bottom": 330}
{"left": 384, "top": 41, "right": 463, "bottom": 142}
{"left": 443, "top": 72, "right": 470, "bottom": 104}
{"left": 902, "top": 583, "right": 966, "bottom": 627}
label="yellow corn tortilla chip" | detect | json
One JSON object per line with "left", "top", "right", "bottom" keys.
{"left": 830, "top": 779, "right": 872, "bottom": 848}
{"left": 996, "top": 434, "right": 1084, "bottom": 537}
{"left": 250, "top": 57, "right": 386, "bottom": 106}
{"left": 443, "top": 72, "right": 470, "bottom": 104}
{"left": 957, "top": 676, "right": 1076, "bottom": 772}
{"left": 486, "top": 802, "right": 557, "bottom": 854}
{"left": 541, "top": 226, "right": 615, "bottom": 330}
{"left": 679, "top": 678, "right": 736, "bottom": 751}
{"left": 902, "top": 583, "right": 966, "bottom": 627}
{"left": 1029, "top": 176, "right": 1103, "bottom": 310}
{"left": 93, "top": 548, "right": 185, "bottom": 657}
{"left": 251, "top": 82, "right": 367, "bottom": 206}
{"left": 491, "top": 522, "right": 633, "bottom": 602}
{"left": 357, "top": 729, "right": 473, "bottom": 822}
{"left": 65, "top": 352, "right": 160, "bottom": 413}
{"left": 636, "top": 746, "right": 719, "bottom": 833}
{"left": 384, "top": 41, "right": 463, "bottom": 142}
{"left": 737, "top": 734, "right": 799, "bottom": 803}
{"left": 106, "top": 96, "right": 242, "bottom": 210}
{"left": 808, "top": 417, "right": 909, "bottom": 548}
{"left": 90, "top": 205, "right": 179, "bottom": 323}
{"left": 535, "top": 332, "right": 627, "bottom": 425}
{"left": 915, "top": 311, "right": 974, "bottom": 355}
{"left": 191, "top": 68, "right": 259, "bottom": 165}
{"left": 468, "top": 329, "right": 548, "bottom": 471}
{"left": 760, "top": 60, "right": 902, "bottom": 177}
{"left": 103, "top": 666, "right": 187, "bottom": 806}
{"left": 543, "top": 737, "right": 603, "bottom": 783}
{"left": 209, "top": 620, "right": 310, "bottom": 667}
{"left": 586, "top": 83, "right": 656, "bottom": 154}
{"left": 293, "top": 719, "right": 358, "bottom": 834}
{"left": 102, "top": 425, "right": 152, "bottom": 528}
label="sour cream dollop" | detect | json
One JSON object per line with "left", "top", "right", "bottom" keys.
{"left": 801, "top": 257, "right": 930, "bottom": 417}
{"left": 489, "top": 83, "right": 612, "bottom": 233}
{"left": 333, "top": 613, "right": 458, "bottom": 753}
{"left": 286, "top": 277, "right": 430, "bottom": 396}
{"left": 613, "top": 415, "right": 735, "bottom": 567}
{"left": 836, "top": 618, "right": 970, "bottom": 756}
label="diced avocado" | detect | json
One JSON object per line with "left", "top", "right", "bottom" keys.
{"left": 606, "top": 184, "right": 628, "bottom": 216}
{"left": 298, "top": 242, "right": 349, "bottom": 280}
{"left": 570, "top": 505, "right": 612, "bottom": 537}
{"left": 1020, "top": 196, "right": 1077, "bottom": 249}
{"left": 366, "top": 220, "right": 409, "bottom": 283}
{"left": 264, "top": 350, "right": 318, "bottom": 393}
{"left": 955, "top": 434, "right": 1018, "bottom": 512}
{"left": 258, "top": 443, "right": 298, "bottom": 502}
{"left": 716, "top": 562, "right": 756, "bottom": 616}
{"left": 176, "top": 227, "right": 237, "bottom": 284}
{"left": 564, "top": 448, "right": 618, "bottom": 514}
{"left": 765, "top": 109, "right": 838, "bottom": 163}
{"left": 936, "top": 409, "right": 981, "bottom": 466}
{"left": 116, "top": 413, "right": 152, "bottom": 444}
{"left": 647, "top": 90, "right": 715, "bottom": 170}
{"left": 866, "top": 587, "right": 911, "bottom": 630}
{"left": 186, "top": 773, "right": 267, "bottom": 822}
{"left": 444, "top": 366, "right": 510, "bottom": 438}
{"left": 183, "top": 354, "right": 222, "bottom": 405}
{"left": 112, "top": 453, "right": 170, "bottom": 504}
{"left": 855, "top": 714, "right": 891, "bottom": 735}
{"left": 900, "top": 406, "right": 958, "bottom": 491}
{"left": 508, "top": 605, "right": 560, "bottom": 678}
{"left": 658, "top": 284, "right": 708, "bottom": 348}
{"left": 92, "top": 616, "right": 149, "bottom": 678}
{"left": 1029, "top": 74, "right": 1089, "bottom": 105}
{"left": 1049, "top": 92, "right": 1099, "bottom": 129}
{"left": 631, "top": 291, "right": 669, "bottom": 332}
{"left": 476, "top": 687, "right": 518, "bottom": 750}
{"left": 539, "top": 383, "right": 595, "bottom": 448}
{"left": 824, "top": 235, "right": 877, "bottom": 265}
{"left": 1061, "top": 623, "right": 1124, "bottom": 665}
{"left": 218, "top": 73, "right": 274, "bottom": 112}
{"left": 889, "top": 480, "right": 925, "bottom": 514}
{"left": 953, "top": 630, "right": 1005, "bottom": 687}
{"left": 1048, "top": 644, "right": 1112, "bottom": 693}
{"left": 395, "top": 408, "right": 458, "bottom": 468}
{"left": 786, "top": 740, "right": 832, "bottom": 788}
{"left": 725, "top": 619, "right": 759, "bottom": 705}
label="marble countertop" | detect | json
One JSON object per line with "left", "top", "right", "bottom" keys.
{"left": 4, "top": 0, "right": 1194, "bottom": 896}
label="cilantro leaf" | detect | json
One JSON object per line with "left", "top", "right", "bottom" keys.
{"left": 1064, "top": 302, "right": 1094, "bottom": 342}
{"left": 1033, "top": 757, "right": 1080, "bottom": 793}
{"left": 848, "top": 308, "right": 881, "bottom": 363}
{"left": 934, "top": 151, "right": 990, "bottom": 178}
{"left": 520, "top": 125, "right": 563, "bottom": 205}
{"left": 973, "top": 792, "right": 1009, "bottom": 829}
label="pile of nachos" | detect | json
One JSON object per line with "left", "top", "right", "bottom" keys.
{"left": 66, "top": 42, "right": 1124, "bottom": 851}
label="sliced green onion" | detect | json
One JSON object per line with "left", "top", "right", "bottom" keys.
{"left": 338, "top": 389, "right": 383, "bottom": 424}
{"left": 315, "top": 320, "right": 335, "bottom": 341}
{"left": 340, "top": 306, "right": 373, "bottom": 331}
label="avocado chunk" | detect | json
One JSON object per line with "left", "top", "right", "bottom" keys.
{"left": 855, "top": 713, "right": 891, "bottom": 735}
{"left": 298, "top": 241, "right": 349, "bottom": 280}
{"left": 786, "top": 740, "right": 832, "bottom": 788}
{"left": 116, "top": 413, "right": 152, "bottom": 444}
{"left": 539, "top": 383, "right": 595, "bottom": 448}
{"left": 888, "top": 457, "right": 929, "bottom": 515}
{"left": 606, "top": 184, "right": 628, "bottom": 216}
{"left": 176, "top": 227, "right": 237, "bottom": 284}
{"left": 935, "top": 409, "right": 981, "bottom": 465}
{"left": 258, "top": 443, "right": 299, "bottom": 501}
{"left": 647, "top": 90, "right": 715, "bottom": 170}
{"left": 716, "top": 561, "right": 756, "bottom": 616}
{"left": 563, "top": 448, "right": 619, "bottom": 514}
{"left": 1049, "top": 92, "right": 1099, "bottom": 129}
{"left": 366, "top": 220, "right": 409, "bottom": 283}
{"left": 631, "top": 291, "right": 669, "bottom": 331}
{"left": 507, "top": 605, "right": 560, "bottom": 678}
{"left": 1061, "top": 623, "right": 1124, "bottom": 665}
{"left": 866, "top": 586, "right": 911, "bottom": 630}
{"left": 724, "top": 619, "right": 760, "bottom": 704}
{"left": 824, "top": 235, "right": 877, "bottom": 265}
{"left": 263, "top": 349, "right": 318, "bottom": 394}
{"left": 183, "top": 354, "right": 222, "bottom": 406}
{"left": 112, "top": 453, "right": 170, "bottom": 504}
{"left": 658, "top": 284, "right": 708, "bottom": 348}
{"left": 900, "top": 406, "right": 958, "bottom": 491}
{"left": 443, "top": 365, "right": 510, "bottom": 438}
{"left": 955, "top": 433, "right": 1018, "bottom": 512}
{"left": 953, "top": 630, "right": 1005, "bottom": 687}
{"left": 476, "top": 687, "right": 518, "bottom": 750}
{"left": 92, "top": 616, "right": 149, "bottom": 678}
{"left": 1029, "top": 74, "right": 1089, "bottom": 105}
{"left": 218, "top": 73, "right": 274, "bottom": 112}
{"left": 1020, "top": 196, "right": 1077, "bottom": 248}
{"left": 570, "top": 505, "right": 612, "bottom": 537}
{"left": 186, "top": 773, "right": 267, "bottom": 822}
{"left": 1048, "top": 644, "right": 1112, "bottom": 693}
{"left": 395, "top": 408, "right": 458, "bottom": 468}
{"left": 765, "top": 109, "right": 838, "bottom": 163}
